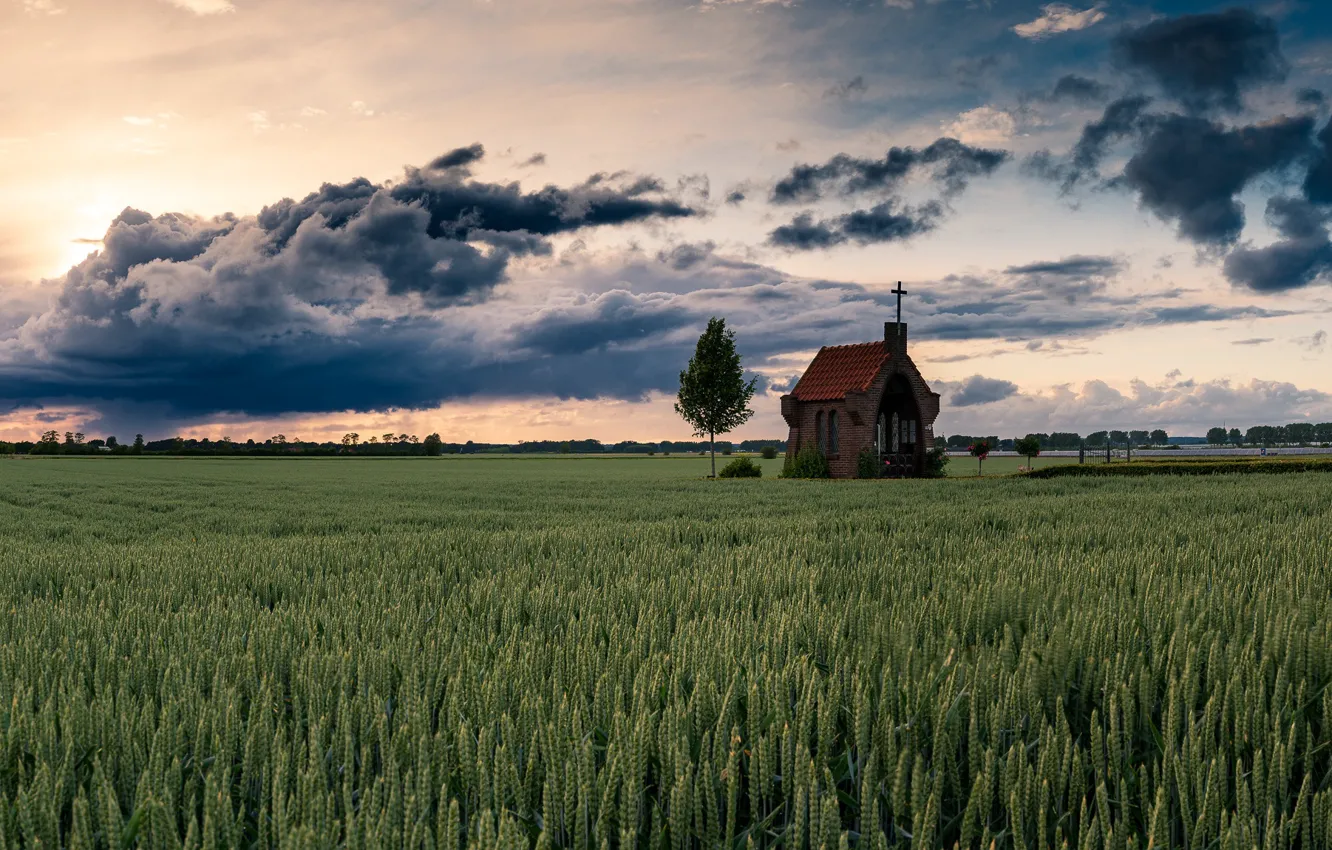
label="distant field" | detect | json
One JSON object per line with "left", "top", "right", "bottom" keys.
{"left": 2, "top": 458, "right": 1331, "bottom": 849}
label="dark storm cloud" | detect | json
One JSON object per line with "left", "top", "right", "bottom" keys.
{"left": 766, "top": 138, "right": 1006, "bottom": 251}
{"left": 1303, "top": 119, "right": 1332, "bottom": 206}
{"left": 1297, "top": 89, "right": 1326, "bottom": 108}
{"left": 519, "top": 153, "right": 548, "bottom": 167}
{"left": 769, "top": 137, "right": 1009, "bottom": 204}
{"left": 1025, "top": 95, "right": 1153, "bottom": 191}
{"left": 1220, "top": 121, "right": 1332, "bottom": 291}
{"left": 1111, "top": 8, "right": 1288, "bottom": 114}
{"left": 0, "top": 148, "right": 702, "bottom": 420}
{"left": 823, "top": 76, "right": 867, "bottom": 100}
{"left": 768, "top": 202, "right": 942, "bottom": 251}
{"left": 1032, "top": 91, "right": 1316, "bottom": 249}
{"left": 514, "top": 291, "right": 696, "bottom": 356}
{"left": 1004, "top": 255, "right": 1124, "bottom": 303}
{"left": 1049, "top": 74, "right": 1110, "bottom": 105}
{"left": 427, "top": 143, "right": 486, "bottom": 171}
{"left": 951, "top": 376, "right": 1019, "bottom": 407}
{"left": 0, "top": 238, "right": 1294, "bottom": 424}
{"left": 1223, "top": 198, "right": 1332, "bottom": 292}
{"left": 1120, "top": 114, "right": 1314, "bottom": 245}
{"left": 256, "top": 145, "right": 693, "bottom": 260}
{"left": 1004, "top": 255, "right": 1122, "bottom": 278}
{"left": 86, "top": 208, "right": 238, "bottom": 282}
{"left": 656, "top": 241, "right": 716, "bottom": 271}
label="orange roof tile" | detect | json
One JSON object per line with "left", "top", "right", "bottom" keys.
{"left": 789, "top": 341, "right": 891, "bottom": 401}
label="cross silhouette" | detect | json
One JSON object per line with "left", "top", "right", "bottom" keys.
{"left": 892, "top": 281, "right": 908, "bottom": 324}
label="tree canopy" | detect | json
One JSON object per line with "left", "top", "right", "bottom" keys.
{"left": 675, "top": 317, "right": 757, "bottom": 477}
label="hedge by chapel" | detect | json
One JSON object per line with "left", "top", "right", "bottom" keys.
{"left": 780, "top": 316, "right": 939, "bottom": 478}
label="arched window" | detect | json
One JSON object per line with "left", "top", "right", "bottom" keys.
{"left": 829, "top": 411, "right": 839, "bottom": 455}
{"left": 815, "top": 411, "right": 826, "bottom": 454}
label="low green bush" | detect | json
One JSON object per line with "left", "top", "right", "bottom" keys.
{"left": 923, "top": 444, "right": 950, "bottom": 478}
{"left": 718, "top": 456, "right": 762, "bottom": 478}
{"left": 856, "top": 446, "right": 879, "bottom": 479}
{"left": 780, "top": 444, "right": 830, "bottom": 479}
{"left": 760, "top": 445, "right": 778, "bottom": 460}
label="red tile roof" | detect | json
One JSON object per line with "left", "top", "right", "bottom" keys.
{"left": 789, "top": 341, "right": 891, "bottom": 401}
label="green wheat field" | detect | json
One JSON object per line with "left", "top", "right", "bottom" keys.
{"left": 1, "top": 458, "right": 1331, "bottom": 849}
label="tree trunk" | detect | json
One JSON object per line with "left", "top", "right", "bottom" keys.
{"left": 710, "top": 431, "right": 716, "bottom": 478}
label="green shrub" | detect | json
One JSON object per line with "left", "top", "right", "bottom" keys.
{"left": 923, "top": 444, "right": 950, "bottom": 478}
{"left": 856, "top": 446, "right": 879, "bottom": 479}
{"left": 722, "top": 446, "right": 733, "bottom": 456}
{"left": 780, "top": 443, "right": 830, "bottom": 479}
{"left": 718, "top": 456, "right": 762, "bottom": 478}
{"left": 760, "top": 445, "right": 778, "bottom": 460}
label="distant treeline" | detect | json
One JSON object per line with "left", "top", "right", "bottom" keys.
{"left": 943, "top": 423, "right": 1332, "bottom": 452}
{"left": 0, "top": 431, "right": 789, "bottom": 456}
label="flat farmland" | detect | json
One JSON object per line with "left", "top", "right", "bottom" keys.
{"left": 1, "top": 458, "right": 1331, "bottom": 849}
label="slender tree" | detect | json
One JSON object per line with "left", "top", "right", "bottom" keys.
{"left": 969, "top": 439, "right": 991, "bottom": 476}
{"left": 675, "top": 317, "right": 757, "bottom": 478}
{"left": 1014, "top": 435, "right": 1041, "bottom": 469}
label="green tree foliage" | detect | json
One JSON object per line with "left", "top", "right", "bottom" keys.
{"left": 1149, "top": 429, "right": 1168, "bottom": 445}
{"left": 423, "top": 433, "right": 443, "bottom": 456}
{"left": 1046, "top": 432, "right": 1083, "bottom": 449}
{"left": 1207, "top": 427, "right": 1227, "bottom": 445}
{"left": 132, "top": 434, "right": 145, "bottom": 455}
{"left": 675, "top": 317, "right": 757, "bottom": 478}
{"left": 760, "top": 445, "right": 778, "bottom": 460}
{"left": 1014, "top": 435, "right": 1042, "bottom": 466}
{"left": 1228, "top": 427, "right": 1243, "bottom": 446}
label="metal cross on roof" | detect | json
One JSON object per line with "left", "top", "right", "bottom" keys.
{"left": 891, "top": 281, "right": 908, "bottom": 325}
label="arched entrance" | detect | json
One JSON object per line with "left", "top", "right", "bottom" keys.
{"left": 875, "top": 373, "right": 921, "bottom": 477}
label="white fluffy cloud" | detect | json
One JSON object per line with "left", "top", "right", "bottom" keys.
{"left": 943, "top": 107, "right": 1017, "bottom": 145}
{"left": 1013, "top": 4, "right": 1107, "bottom": 40}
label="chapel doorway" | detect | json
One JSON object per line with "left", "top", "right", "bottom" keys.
{"left": 876, "top": 374, "right": 920, "bottom": 477}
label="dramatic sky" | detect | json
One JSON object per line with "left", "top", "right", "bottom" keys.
{"left": 3, "top": 0, "right": 1332, "bottom": 442}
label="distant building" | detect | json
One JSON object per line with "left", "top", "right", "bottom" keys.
{"left": 780, "top": 321, "right": 939, "bottom": 478}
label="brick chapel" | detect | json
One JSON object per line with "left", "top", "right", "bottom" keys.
{"left": 779, "top": 320, "right": 940, "bottom": 478}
